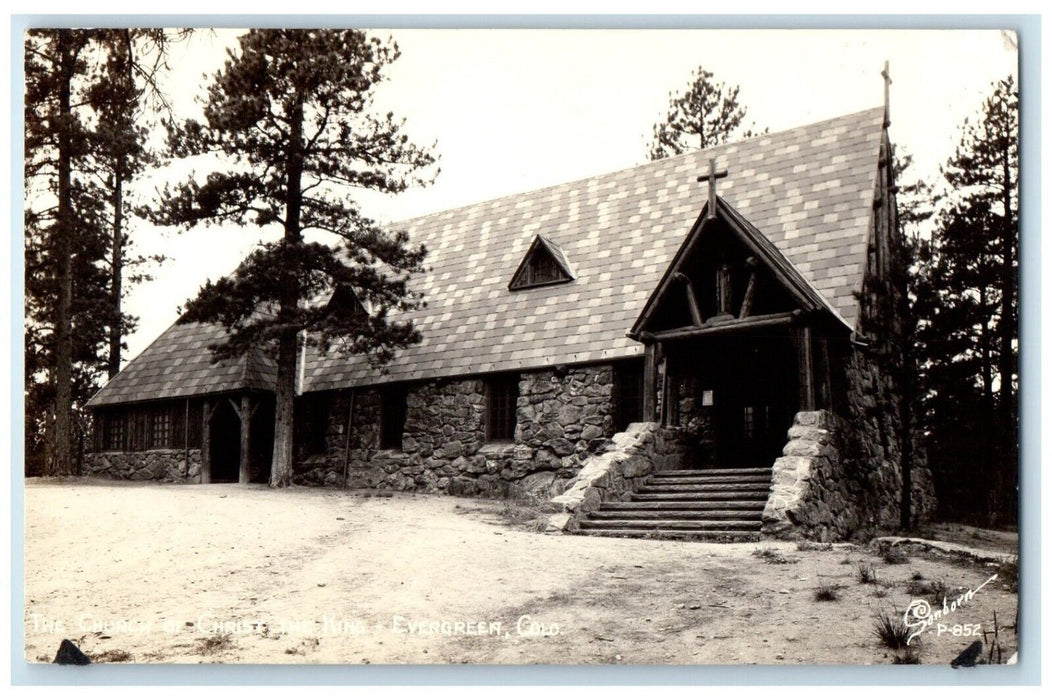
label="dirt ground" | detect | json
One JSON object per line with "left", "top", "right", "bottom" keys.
{"left": 23, "top": 479, "right": 1018, "bottom": 666}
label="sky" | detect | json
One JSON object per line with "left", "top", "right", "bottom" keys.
{"left": 116, "top": 27, "right": 1019, "bottom": 361}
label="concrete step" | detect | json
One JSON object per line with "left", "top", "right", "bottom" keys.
{"left": 637, "top": 482, "right": 772, "bottom": 494}
{"left": 651, "top": 468, "right": 772, "bottom": 478}
{"left": 589, "top": 509, "right": 763, "bottom": 521}
{"left": 598, "top": 500, "right": 768, "bottom": 511}
{"left": 647, "top": 474, "right": 772, "bottom": 485}
{"left": 576, "top": 528, "right": 762, "bottom": 542}
{"left": 579, "top": 518, "right": 762, "bottom": 531}
{"left": 631, "top": 491, "right": 771, "bottom": 502}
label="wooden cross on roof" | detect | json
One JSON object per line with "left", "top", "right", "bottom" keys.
{"left": 697, "top": 157, "right": 728, "bottom": 219}
{"left": 882, "top": 60, "right": 892, "bottom": 127}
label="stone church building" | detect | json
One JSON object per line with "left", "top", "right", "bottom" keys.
{"left": 84, "top": 106, "right": 936, "bottom": 541}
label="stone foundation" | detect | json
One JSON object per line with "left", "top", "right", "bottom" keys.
{"left": 762, "top": 404, "right": 936, "bottom": 541}
{"left": 293, "top": 363, "right": 618, "bottom": 499}
{"left": 83, "top": 449, "right": 202, "bottom": 483}
{"left": 547, "top": 423, "right": 689, "bottom": 533}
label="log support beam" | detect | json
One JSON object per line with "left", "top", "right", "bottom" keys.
{"left": 643, "top": 343, "right": 659, "bottom": 422}
{"left": 672, "top": 272, "right": 704, "bottom": 327}
{"left": 229, "top": 394, "right": 257, "bottom": 486}
{"left": 739, "top": 257, "right": 758, "bottom": 319}
{"left": 793, "top": 325, "right": 816, "bottom": 412}
{"left": 201, "top": 399, "right": 217, "bottom": 484}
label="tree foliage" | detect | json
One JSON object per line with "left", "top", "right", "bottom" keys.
{"left": 912, "top": 76, "right": 1019, "bottom": 525}
{"left": 647, "top": 65, "right": 763, "bottom": 160}
{"left": 151, "top": 29, "right": 438, "bottom": 487}
{"left": 24, "top": 29, "right": 185, "bottom": 476}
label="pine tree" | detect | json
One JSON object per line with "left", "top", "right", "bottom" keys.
{"left": 87, "top": 29, "right": 187, "bottom": 378}
{"left": 914, "top": 76, "right": 1019, "bottom": 524}
{"left": 647, "top": 65, "right": 762, "bottom": 160}
{"left": 24, "top": 29, "right": 183, "bottom": 475}
{"left": 150, "top": 29, "right": 438, "bottom": 487}
{"left": 24, "top": 29, "right": 99, "bottom": 476}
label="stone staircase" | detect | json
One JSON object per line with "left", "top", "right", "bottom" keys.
{"left": 576, "top": 467, "right": 772, "bottom": 541}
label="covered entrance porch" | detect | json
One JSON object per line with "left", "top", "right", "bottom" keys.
{"left": 200, "top": 392, "right": 275, "bottom": 485}
{"left": 628, "top": 181, "right": 851, "bottom": 471}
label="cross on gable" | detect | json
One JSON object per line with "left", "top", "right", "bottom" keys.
{"left": 696, "top": 157, "right": 728, "bottom": 219}
{"left": 881, "top": 60, "right": 892, "bottom": 127}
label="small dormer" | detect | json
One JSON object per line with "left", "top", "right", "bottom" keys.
{"left": 326, "top": 284, "right": 369, "bottom": 318}
{"left": 508, "top": 235, "right": 575, "bottom": 291}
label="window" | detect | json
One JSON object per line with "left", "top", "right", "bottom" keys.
{"left": 380, "top": 386, "right": 408, "bottom": 450}
{"left": 102, "top": 412, "right": 125, "bottom": 451}
{"left": 299, "top": 393, "right": 331, "bottom": 455}
{"left": 486, "top": 375, "right": 520, "bottom": 442}
{"left": 743, "top": 406, "right": 755, "bottom": 440}
{"left": 508, "top": 236, "right": 574, "bottom": 290}
{"left": 613, "top": 361, "right": 645, "bottom": 432}
{"left": 150, "top": 408, "right": 172, "bottom": 448}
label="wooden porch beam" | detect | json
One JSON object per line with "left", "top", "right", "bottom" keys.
{"left": 641, "top": 310, "right": 800, "bottom": 343}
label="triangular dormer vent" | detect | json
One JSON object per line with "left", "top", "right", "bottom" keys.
{"left": 508, "top": 235, "right": 575, "bottom": 291}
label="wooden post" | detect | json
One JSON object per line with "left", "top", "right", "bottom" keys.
{"left": 643, "top": 343, "right": 658, "bottom": 422}
{"left": 816, "top": 337, "right": 833, "bottom": 411}
{"left": 342, "top": 389, "right": 355, "bottom": 489}
{"left": 201, "top": 399, "right": 212, "bottom": 484}
{"left": 183, "top": 398, "right": 190, "bottom": 478}
{"left": 793, "top": 325, "right": 816, "bottom": 412}
{"left": 239, "top": 394, "right": 253, "bottom": 485}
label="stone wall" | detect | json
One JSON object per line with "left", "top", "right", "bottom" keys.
{"left": 547, "top": 423, "right": 690, "bottom": 532}
{"left": 762, "top": 354, "right": 938, "bottom": 542}
{"left": 293, "top": 364, "right": 618, "bottom": 498}
{"left": 83, "top": 449, "right": 203, "bottom": 483}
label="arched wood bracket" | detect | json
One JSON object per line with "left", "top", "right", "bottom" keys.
{"left": 671, "top": 271, "right": 703, "bottom": 326}
{"left": 739, "top": 256, "right": 758, "bottom": 319}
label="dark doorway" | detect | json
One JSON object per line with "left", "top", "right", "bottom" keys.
{"left": 671, "top": 331, "right": 796, "bottom": 469}
{"left": 711, "top": 333, "right": 795, "bottom": 467}
{"left": 248, "top": 398, "right": 274, "bottom": 484}
{"left": 209, "top": 400, "right": 241, "bottom": 483}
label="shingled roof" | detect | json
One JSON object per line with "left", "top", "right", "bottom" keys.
{"left": 86, "top": 322, "right": 277, "bottom": 407}
{"left": 89, "top": 106, "right": 885, "bottom": 406}
{"left": 304, "top": 106, "right": 885, "bottom": 392}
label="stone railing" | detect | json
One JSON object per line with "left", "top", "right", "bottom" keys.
{"left": 546, "top": 422, "right": 688, "bottom": 533}
{"left": 762, "top": 411, "right": 853, "bottom": 540}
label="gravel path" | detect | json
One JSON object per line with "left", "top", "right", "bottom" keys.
{"left": 24, "top": 479, "right": 1019, "bottom": 665}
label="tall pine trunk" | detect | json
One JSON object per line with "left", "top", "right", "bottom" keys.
{"left": 997, "top": 138, "right": 1016, "bottom": 523}
{"left": 108, "top": 168, "right": 124, "bottom": 378}
{"left": 269, "top": 100, "right": 305, "bottom": 488}
{"left": 50, "top": 33, "right": 75, "bottom": 476}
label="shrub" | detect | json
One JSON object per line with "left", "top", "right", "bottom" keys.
{"left": 796, "top": 540, "right": 833, "bottom": 552}
{"left": 857, "top": 562, "right": 878, "bottom": 584}
{"left": 892, "top": 647, "right": 922, "bottom": 664}
{"left": 874, "top": 609, "right": 910, "bottom": 649}
{"left": 814, "top": 582, "right": 841, "bottom": 602}
{"left": 751, "top": 547, "right": 797, "bottom": 565}
{"left": 882, "top": 548, "right": 910, "bottom": 565}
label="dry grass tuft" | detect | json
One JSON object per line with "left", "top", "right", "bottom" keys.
{"left": 874, "top": 609, "right": 910, "bottom": 650}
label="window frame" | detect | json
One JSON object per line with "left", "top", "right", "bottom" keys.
{"left": 150, "top": 407, "right": 172, "bottom": 449}
{"left": 485, "top": 374, "right": 520, "bottom": 443}
{"left": 379, "top": 385, "right": 409, "bottom": 451}
{"left": 613, "top": 360, "right": 645, "bottom": 432}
